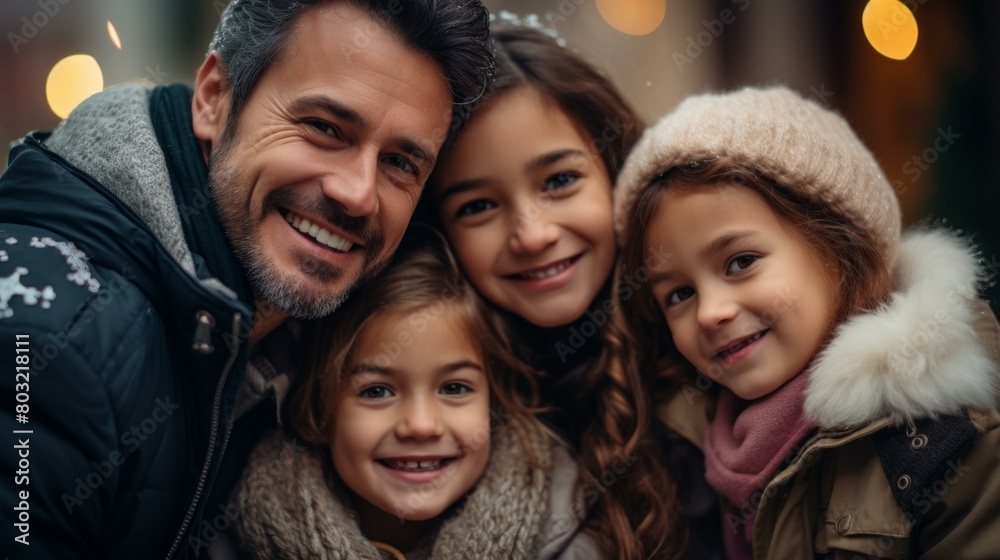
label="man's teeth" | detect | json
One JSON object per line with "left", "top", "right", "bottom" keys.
{"left": 285, "top": 212, "right": 353, "bottom": 252}
{"left": 383, "top": 459, "right": 450, "bottom": 471}
{"left": 520, "top": 259, "right": 572, "bottom": 280}
{"left": 718, "top": 331, "right": 765, "bottom": 358}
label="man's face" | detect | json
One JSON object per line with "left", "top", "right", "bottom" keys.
{"left": 193, "top": 2, "right": 452, "bottom": 319}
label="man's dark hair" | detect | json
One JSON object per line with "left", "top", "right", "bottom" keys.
{"left": 208, "top": 0, "right": 495, "bottom": 148}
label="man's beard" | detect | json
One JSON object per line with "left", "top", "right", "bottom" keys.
{"left": 206, "top": 131, "right": 389, "bottom": 320}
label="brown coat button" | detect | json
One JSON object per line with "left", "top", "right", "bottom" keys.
{"left": 835, "top": 514, "right": 852, "bottom": 535}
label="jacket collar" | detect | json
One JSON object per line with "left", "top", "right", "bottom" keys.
{"left": 42, "top": 84, "right": 199, "bottom": 275}
{"left": 805, "top": 230, "right": 997, "bottom": 429}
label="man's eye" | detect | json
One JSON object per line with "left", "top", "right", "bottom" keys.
{"left": 384, "top": 154, "right": 418, "bottom": 176}
{"left": 308, "top": 120, "right": 341, "bottom": 139}
{"left": 441, "top": 383, "right": 471, "bottom": 395}
{"left": 456, "top": 199, "right": 496, "bottom": 217}
{"left": 359, "top": 385, "right": 393, "bottom": 399}
{"left": 667, "top": 286, "right": 694, "bottom": 306}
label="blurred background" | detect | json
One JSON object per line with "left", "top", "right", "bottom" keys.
{"left": 1, "top": 0, "right": 997, "bottom": 308}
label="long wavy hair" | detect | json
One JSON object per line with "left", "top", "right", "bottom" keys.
{"left": 425, "top": 27, "right": 687, "bottom": 559}
{"left": 618, "top": 161, "right": 894, "bottom": 399}
{"left": 289, "top": 227, "right": 545, "bottom": 466}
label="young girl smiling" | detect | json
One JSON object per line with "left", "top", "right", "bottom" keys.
{"left": 232, "top": 231, "right": 600, "bottom": 559}
{"left": 616, "top": 86, "right": 1000, "bottom": 559}
{"left": 427, "top": 26, "right": 694, "bottom": 559}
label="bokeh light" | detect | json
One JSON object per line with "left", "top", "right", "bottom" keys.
{"left": 107, "top": 20, "right": 122, "bottom": 50}
{"left": 46, "top": 55, "right": 104, "bottom": 119}
{"left": 596, "top": 0, "right": 666, "bottom": 36}
{"left": 863, "top": 0, "right": 918, "bottom": 60}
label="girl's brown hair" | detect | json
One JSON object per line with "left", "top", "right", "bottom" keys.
{"left": 618, "top": 160, "right": 894, "bottom": 397}
{"left": 289, "top": 226, "right": 544, "bottom": 463}
{"left": 488, "top": 27, "right": 641, "bottom": 181}
{"left": 426, "top": 27, "right": 687, "bottom": 559}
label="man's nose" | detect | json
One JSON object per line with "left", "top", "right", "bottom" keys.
{"left": 320, "top": 150, "right": 379, "bottom": 217}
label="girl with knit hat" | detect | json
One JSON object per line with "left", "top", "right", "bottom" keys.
{"left": 425, "top": 25, "right": 706, "bottom": 559}
{"left": 615, "top": 85, "right": 1000, "bottom": 559}
{"left": 231, "top": 229, "right": 601, "bottom": 559}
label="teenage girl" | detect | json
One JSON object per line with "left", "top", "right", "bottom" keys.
{"left": 426, "top": 26, "right": 698, "bottom": 559}
{"left": 233, "top": 231, "right": 601, "bottom": 559}
{"left": 615, "top": 85, "right": 1000, "bottom": 559}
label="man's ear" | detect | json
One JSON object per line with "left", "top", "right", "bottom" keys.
{"left": 192, "top": 51, "right": 230, "bottom": 145}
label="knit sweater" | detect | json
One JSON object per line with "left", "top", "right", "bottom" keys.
{"left": 233, "top": 417, "right": 601, "bottom": 559}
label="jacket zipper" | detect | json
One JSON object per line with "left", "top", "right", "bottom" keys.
{"left": 164, "top": 312, "right": 243, "bottom": 560}
{"left": 17, "top": 136, "right": 253, "bottom": 559}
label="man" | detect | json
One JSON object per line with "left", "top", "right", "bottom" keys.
{"left": 0, "top": 1, "right": 493, "bottom": 558}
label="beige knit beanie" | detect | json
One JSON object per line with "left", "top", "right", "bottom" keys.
{"left": 614, "top": 86, "right": 902, "bottom": 266}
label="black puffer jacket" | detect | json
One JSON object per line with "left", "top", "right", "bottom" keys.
{"left": 1, "top": 86, "right": 255, "bottom": 560}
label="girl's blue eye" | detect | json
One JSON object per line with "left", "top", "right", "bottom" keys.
{"left": 456, "top": 199, "right": 496, "bottom": 217}
{"left": 727, "top": 255, "right": 758, "bottom": 275}
{"left": 359, "top": 385, "right": 393, "bottom": 399}
{"left": 441, "top": 383, "right": 471, "bottom": 396}
{"left": 543, "top": 172, "right": 579, "bottom": 191}
{"left": 667, "top": 286, "right": 694, "bottom": 306}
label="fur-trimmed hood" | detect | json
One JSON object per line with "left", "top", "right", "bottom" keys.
{"left": 233, "top": 417, "right": 596, "bottom": 560}
{"left": 804, "top": 229, "right": 998, "bottom": 429}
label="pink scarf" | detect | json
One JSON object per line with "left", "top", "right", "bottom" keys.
{"left": 703, "top": 372, "right": 816, "bottom": 560}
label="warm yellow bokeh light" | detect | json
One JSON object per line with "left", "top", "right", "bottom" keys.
{"left": 596, "top": 0, "right": 666, "bottom": 36}
{"left": 46, "top": 55, "right": 104, "bottom": 119}
{"left": 107, "top": 20, "right": 122, "bottom": 50}
{"left": 863, "top": 0, "right": 918, "bottom": 60}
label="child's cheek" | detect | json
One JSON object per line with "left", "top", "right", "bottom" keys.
{"left": 458, "top": 410, "right": 491, "bottom": 455}
{"left": 669, "top": 324, "right": 711, "bottom": 378}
